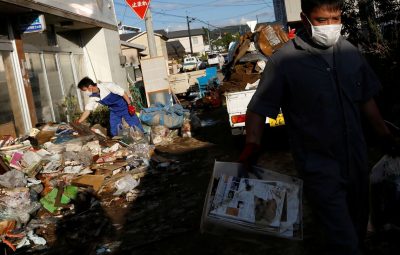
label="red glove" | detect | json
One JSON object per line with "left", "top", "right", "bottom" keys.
{"left": 128, "top": 105, "right": 136, "bottom": 116}
{"left": 238, "top": 143, "right": 262, "bottom": 178}
{"left": 238, "top": 142, "right": 261, "bottom": 163}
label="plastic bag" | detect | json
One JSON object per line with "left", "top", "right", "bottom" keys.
{"left": 370, "top": 155, "right": 400, "bottom": 184}
{"left": 113, "top": 174, "right": 140, "bottom": 196}
{"left": 0, "top": 187, "right": 41, "bottom": 224}
{"left": 370, "top": 155, "right": 400, "bottom": 230}
{"left": 0, "top": 169, "right": 27, "bottom": 188}
{"left": 118, "top": 124, "right": 148, "bottom": 145}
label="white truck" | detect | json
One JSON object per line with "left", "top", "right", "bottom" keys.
{"left": 168, "top": 70, "right": 206, "bottom": 95}
{"left": 182, "top": 56, "right": 200, "bottom": 72}
{"left": 225, "top": 89, "right": 284, "bottom": 135}
{"left": 207, "top": 53, "right": 225, "bottom": 69}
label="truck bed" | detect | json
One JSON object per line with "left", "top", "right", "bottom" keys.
{"left": 225, "top": 90, "right": 278, "bottom": 135}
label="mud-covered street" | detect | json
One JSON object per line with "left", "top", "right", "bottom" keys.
{"left": 6, "top": 103, "right": 398, "bottom": 255}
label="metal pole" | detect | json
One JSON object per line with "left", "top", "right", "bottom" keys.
{"left": 186, "top": 16, "right": 193, "bottom": 55}
{"left": 207, "top": 24, "right": 212, "bottom": 53}
{"left": 145, "top": 9, "right": 157, "bottom": 57}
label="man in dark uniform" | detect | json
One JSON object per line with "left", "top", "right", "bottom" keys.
{"left": 240, "top": 0, "right": 398, "bottom": 254}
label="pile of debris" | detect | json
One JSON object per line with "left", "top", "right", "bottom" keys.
{"left": 0, "top": 122, "right": 155, "bottom": 253}
{"left": 221, "top": 24, "right": 294, "bottom": 93}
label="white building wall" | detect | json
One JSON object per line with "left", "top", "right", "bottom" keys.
{"left": 81, "top": 28, "right": 127, "bottom": 90}
{"left": 32, "top": 0, "right": 117, "bottom": 25}
{"left": 284, "top": 0, "right": 301, "bottom": 22}
{"left": 273, "top": 0, "right": 301, "bottom": 23}
{"left": 169, "top": 35, "right": 205, "bottom": 55}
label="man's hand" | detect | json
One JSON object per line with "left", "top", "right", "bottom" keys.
{"left": 238, "top": 142, "right": 263, "bottom": 178}
{"left": 128, "top": 105, "right": 136, "bottom": 116}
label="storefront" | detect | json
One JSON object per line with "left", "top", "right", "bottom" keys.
{"left": 22, "top": 31, "right": 87, "bottom": 123}
{"left": 0, "top": 0, "right": 126, "bottom": 137}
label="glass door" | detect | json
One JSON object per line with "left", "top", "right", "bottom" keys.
{"left": 43, "top": 53, "right": 64, "bottom": 122}
{"left": 0, "top": 51, "right": 24, "bottom": 137}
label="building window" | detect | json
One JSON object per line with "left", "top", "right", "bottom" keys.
{"left": 25, "top": 53, "right": 54, "bottom": 123}
{"left": 25, "top": 52, "right": 87, "bottom": 124}
{"left": 59, "top": 54, "right": 82, "bottom": 121}
{"left": 192, "top": 37, "right": 198, "bottom": 45}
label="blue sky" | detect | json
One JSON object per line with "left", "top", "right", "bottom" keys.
{"left": 114, "top": 0, "right": 276, "bottom": 32}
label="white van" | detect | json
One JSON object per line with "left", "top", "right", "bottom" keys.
{"left": 182, "top": 56, "right": 199, "bottom": 72}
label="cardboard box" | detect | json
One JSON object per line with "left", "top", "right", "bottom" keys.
{"left": 201, "top": 161, "right": 303, "bottom": 241}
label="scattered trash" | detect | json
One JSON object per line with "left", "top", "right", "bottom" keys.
{"left": 0, "top": 169, "right": 27, "bottom": 188}
{"left": 40, "top": 185, "right": 78, "bottom": 213}
{"left": 113, "top": 174, "right": 140, "bottom": 196}
{"left": 0, "top": 118, "right": 186, "bottom": 252}
{"left": 72, "top": 175, "right": 105, "bottom": 192}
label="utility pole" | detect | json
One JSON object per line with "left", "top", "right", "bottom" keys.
{"left": 145, "top": 8, "right": 157, "bottom": 57}
{"left": 186, "top": 16, "right": 194, "bottom": 55}
{"left": 207, "top": 24, "right": 212, "bottom": 53}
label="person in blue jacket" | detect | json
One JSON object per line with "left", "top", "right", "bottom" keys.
{"left": 76, "top": 77, "right": 144, "bottom": 137}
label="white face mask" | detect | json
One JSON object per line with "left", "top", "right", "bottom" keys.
{"left": 84, "top": 87, "right": 93, "bottom": 95}
{"left": 306, "top": 16, "right": 342, "bottom": 47}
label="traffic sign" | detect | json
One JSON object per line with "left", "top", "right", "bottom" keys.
{"left": 125, "top": 0, "right": 151, "bottom": 20}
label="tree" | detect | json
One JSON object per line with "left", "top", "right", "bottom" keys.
{"left": 342, "top": 0, "right": 400, "bottom": 125}
{"left": 213, "top": 32, "right": 240, "bottom": 52}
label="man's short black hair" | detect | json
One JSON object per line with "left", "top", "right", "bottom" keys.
{"left": 77, "top": 77, "right": 96, "bottom": 89}
{"left": 301, "top": 0, "right": 343, "bottom": 15}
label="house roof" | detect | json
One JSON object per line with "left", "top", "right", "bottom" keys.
{"left": 119, "top": 31, "right": 169, "bottom": 42}
{"left": 166, "top": 40, "right": 186, "bottom": 59}
{"left": 164, "top": 28, "right": 205, "bottom": 39}
{"left": 120, "top": 40, "right": 146, "bottom": 51}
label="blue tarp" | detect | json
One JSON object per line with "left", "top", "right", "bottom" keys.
{"left": 139, "top": 103, "right": 189, "bottom": 129}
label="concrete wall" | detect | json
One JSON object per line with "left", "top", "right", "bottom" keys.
{"left": 168, "top": 35, "right": 205, "bottom": 55}
{"left": 130, "top": 34, "right": 168, "bottom": 61}
{"left": 22, "top": 30, "right": 83, "bottom": 54}
{"left": 284, "top": 0, "right": 301, "bottom": 22}
{"left": 81, "top": 27, "right": 127, "bottom": 90}
{"left": 121, "top": 47, "right": 140, "bottom": 67}
{"left": 32, "top": 0, "right": 117, "bottom": 25}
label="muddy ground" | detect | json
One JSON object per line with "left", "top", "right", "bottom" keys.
{"left": 20, "top": 105, "right": 399, "bottom": 255}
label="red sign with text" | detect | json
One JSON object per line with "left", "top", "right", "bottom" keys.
{"left": 125, "top": 0, "right": 151, "bottom": 20}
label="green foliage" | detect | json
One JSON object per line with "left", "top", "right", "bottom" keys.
{"left": 342, "top": 0, "right": 400, "bottom": 125}
{"left": 87, "top": 105, "right": 110, "bottom": 130}
{"left": 129, "top": 81, "right": 147, "bottom": 110}
{"left": 199, "top": 53, "right": 208, "bottom": 61}
{"left": 59, "top": 94, "right": 81, "bottom": 123}
{"left": 213, "top": 32, "right": 240, "bottom": 52}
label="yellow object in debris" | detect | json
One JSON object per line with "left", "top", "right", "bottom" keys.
{"left": 269, "top": 113, "right": 285, "bottom": 127}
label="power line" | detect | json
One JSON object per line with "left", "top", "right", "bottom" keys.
{"left": 152, "top": 10, "right": 223, "bottom": 30}
{"left": 116, "top": 0, "right": 275, "bottom": 29}
{"left": 121, "top": 4, "right": 128, "bottom": 24}
{"left": 153, "top": 0, "right": 219, "bottom": 11}
{"left": 209, "top": 7, "right": 270, "bottom": 22}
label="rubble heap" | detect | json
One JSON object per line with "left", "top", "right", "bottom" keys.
{"left": 221, "top": 24, "right": 294, "bottom": 93}
{"left": 0, "top": 122, "right": 156, "bottom": 253}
